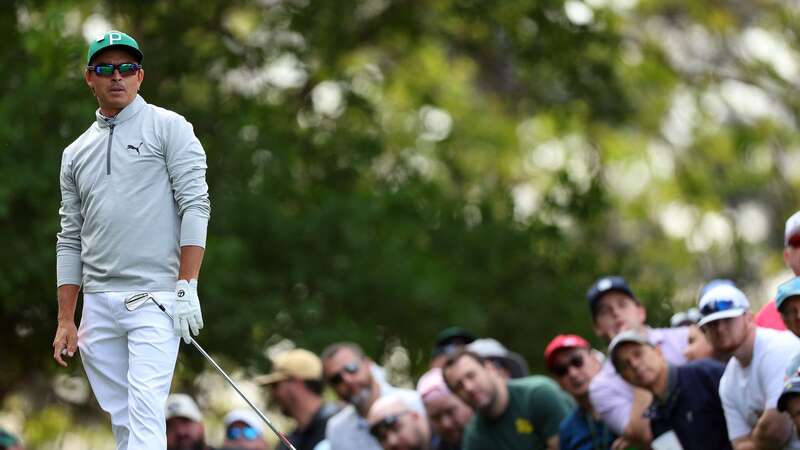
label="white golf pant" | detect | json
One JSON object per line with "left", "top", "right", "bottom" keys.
{"left": 78, "top": 291, "right": 180, "bottom": 450}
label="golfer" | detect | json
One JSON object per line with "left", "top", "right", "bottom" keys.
{"left": 52, "top": 30, "right": 210, "bottom": 449}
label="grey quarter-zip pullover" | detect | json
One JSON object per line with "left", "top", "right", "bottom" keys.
{"left": 56, "top": 95, "right": 210, "bottom": 293}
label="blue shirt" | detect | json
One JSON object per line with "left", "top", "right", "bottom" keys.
{"left": 558, "top": 408, "right": 616, "bottom": 450}
{"left": 647, "top": 359, "right": 731, "bottom": 450}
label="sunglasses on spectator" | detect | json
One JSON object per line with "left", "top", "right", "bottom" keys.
{"left": 700, "top": 299, "right": 736, "bottom": 316}
{"left": 369, "top": 411, "right": 411, "bottom": 440}
{"left": 226, "top": 425, "right": 259, "bottom": 441}
{"left": 789, "top": 234, "right": 800, "bottom": 248}
{"left": 551, "top": 353, "right": 584, "bottom": 377}
{"left": 326, "top": 361, "right": 360, "bottom": 385}
{"left": 87, "top": 63, "right": 142, "bottom": 77}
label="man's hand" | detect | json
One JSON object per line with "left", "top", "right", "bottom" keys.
{"left": 174, "top": 279, "right": 203, "bottom": 344}
{"left": 53, "top": 321, "right": 78, "bottom": 367}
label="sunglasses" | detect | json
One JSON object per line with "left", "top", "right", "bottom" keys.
{"left": 551, "top": 353, "right": 584, "bottom": 377}
{"left": 369, "top": 411, "right": 411, "bottom": 441}
{"left": 226, "top": 425, "right": 259, "bottom": 441}
{"left": 789, "top": 234, "right": 800, "bottom": 249}
{"left": 87, "top": 63, "right": 142, "bottom": 77}
{"left": 700, "top": 299, "right": 736, "bottom": 316}
{"left": 326, "top": 361, "right": 360, "bottom": 385}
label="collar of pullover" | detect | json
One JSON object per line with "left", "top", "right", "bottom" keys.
{"left": 95, "top": 94, "right": 146, "bottom": 128}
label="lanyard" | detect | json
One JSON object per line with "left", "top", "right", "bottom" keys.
{"left": 585, "top": 411, "right": 609, "bottom": 450}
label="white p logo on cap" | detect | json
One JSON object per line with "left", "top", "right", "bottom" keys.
{"left": 108, "top": 32, "right": 123, "bottom": 44}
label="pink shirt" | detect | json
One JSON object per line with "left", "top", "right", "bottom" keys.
{"left": 754, "top": 300, "right": 786, "bottom": 331}
{"left": 588, "top": 326, "right": 689, "bottom": 435}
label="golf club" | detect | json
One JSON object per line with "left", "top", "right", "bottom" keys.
{"left": 125, "top": 293, "right": 298, "bottom": 450}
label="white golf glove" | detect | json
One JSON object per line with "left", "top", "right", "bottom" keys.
{"left": 174, "top": 279, "right": 203, "bottom": 344}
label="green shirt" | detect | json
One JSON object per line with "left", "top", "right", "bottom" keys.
{"left": 462, "top": 376, "right": 575, "bottom": 450}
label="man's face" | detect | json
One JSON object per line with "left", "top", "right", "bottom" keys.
{"left": 269, "top": 379, "right": 293, "bottom": 416}
{"left": 550, "top": 348, "right": 601, "bottom": 398}
{"left": 781, "top": 297, "right": 800, "bottom": 337}
{"left": 423, "top": 393, "right": 474, "bottom": 445}
{"left": 323, "top": 347, "right": 374, "bottom": 409}
{"left": 785, "top": 395, "right": 800, "bottom": 438}
{"left": 702, "top": 314, "right": 750, "bottom": 355}
{"left": 443, "top": 355, "right": 498, "bottom": 414}
{"left": 369, "top": 409, "right": 428, "bottom": 450}
{"left": 683, "top": 324, "right": 714, "bottom": 361}
{"left": 785, "top": 240, "right": 800, "bottom": 275}
{"left": 614, "top": 343, "right": 666, "bottom": 390}
{"left": 593, "top": 292, "right": 646, "bottom": 342}
{"left": 166, "top": 417, "right": 205, "bottom": 450}
{"left": 84, "top": 48, "right": 143, "bottom": 113}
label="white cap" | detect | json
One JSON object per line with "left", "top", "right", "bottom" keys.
{"left": 697, "top": 284, "right": 750, "bottom": 327}
{"left": 467, "top": 338, "right": 508, "bottom": 357}
{"left": 223, "top": 409, "right": 263, "bottom": 437}
{"left": 786, "top": 211, "right": 800, "bottom": 246}
{"left": 165, "top": 393, "right": 203, "bottom": 422}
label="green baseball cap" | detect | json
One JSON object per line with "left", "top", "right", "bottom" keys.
{"left": 0, "top": 428, "right": 19, "bottom": 447}
{"left": 87, "top": 30, "right": 143, "bottom": 64}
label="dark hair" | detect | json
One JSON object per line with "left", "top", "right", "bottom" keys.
{"left": 320, "top": 342, "right": 365, "bottom": 361}
{"left": 441, "top": 349, "right": 486, "bottom": 390}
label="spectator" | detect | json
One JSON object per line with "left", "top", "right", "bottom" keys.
{"left": 466, "top": 338, "right": 529, "bottom": 379}
{"left": 699, "top": 282, "right": 800, "bottom": 449}
{"left": 442, "top": 350, "right": 573, "bottom": 450}
{"left": 367, "top": 392, "right": 431, "bottom": 450}
{"left": 0, "top": 428, "right": 23, "bottom": 450}
{"left": 585, "top": 275, "right": 688, "bottom": 445}
{"left": 430, "top": 327, "right": 476, "bottom": 369}
{"left": 544, "top": 334, "right": 617, "bottom": 450}
{"left": 752, "top": 211, "right": 800, "bottom": 331}
{"left": 256, "top": 349, "right": 341, "bottom": 450}
{"left": 416, "top": 368, "right": 473, "bottom": 450}
{"left": 222, "top": 410, "right": 270, "bottom": 450}
{"left": 321, "top": 342, "right": 422, "bottom": 450}
{"left": 609, "top": 330, "right": 731, "bottom": 450}
{"left": 778, "top": 375, "right": 800, "bottom": 440}
{"left": 166, "top": 393, "right": 213, "bottom": 450}
{"left": 778, "top": 277, "right": 800, "bottom": 340}
{"left": 683, "top": 324, "right": 715, "bottom": 361}
{"left": 671, "top": 308, "right": 717, "bottom": 363}
{"left": 669, "top": 308, "right": 701, "bottom": 328}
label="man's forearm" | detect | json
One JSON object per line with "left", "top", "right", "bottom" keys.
{"left": 624, "top": 388, "right": 653, "bottom": 445}
{"left": 732, "top": 436, "right": 756, "bottom": 450}
{"left": 753, "top": 409, "right": 792, "bottom": 450}
{"left": 178, "top": 245, "right": 205, "bottom": 281}
{"left": 57, "top": 284, "right": 80, "bottom": 322}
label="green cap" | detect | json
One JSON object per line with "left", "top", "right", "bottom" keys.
{"left": 87, "top": 30, "right": 142, "bottom": 64}
{"left": 0, "top": 428, "right": 19, "bottom": 447}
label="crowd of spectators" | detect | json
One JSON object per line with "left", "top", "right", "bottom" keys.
{"left": 159, "top": 209, "right": 800, "bottom": 450}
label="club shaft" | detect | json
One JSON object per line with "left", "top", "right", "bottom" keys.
{"left": 150, "top": 298, "right": 298, "bottom": 450}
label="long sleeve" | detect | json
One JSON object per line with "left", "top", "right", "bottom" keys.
{"left": 164, "top": 115, "right": 210, "bottom": 247}
{"left": 56, "top": 151, "right": 84, "bottom": 286}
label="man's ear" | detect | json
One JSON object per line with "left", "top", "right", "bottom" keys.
{"left": 84, "top": 70, "right": 94, "bottom": 90}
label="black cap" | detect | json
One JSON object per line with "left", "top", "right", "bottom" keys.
{"left": 432, "top": 326, "right": 476, "bottom": 357}
{"left": 586, "top": 276, "right": 637, "bottom": 315}
{"left": 779, "top": 376, "right": 800, "bottom": 412}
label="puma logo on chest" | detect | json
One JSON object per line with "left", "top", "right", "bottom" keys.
{"left": 126, "top": 141, "right": 143, "bottom": 155}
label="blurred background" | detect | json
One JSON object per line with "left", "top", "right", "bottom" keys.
{"left": 2, "top": 0, "right": 799, "bottom": 447}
